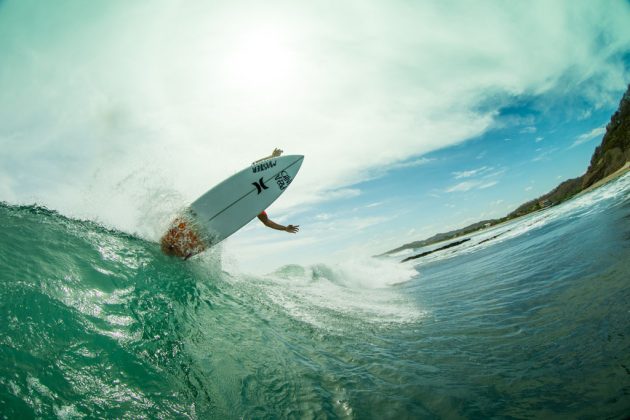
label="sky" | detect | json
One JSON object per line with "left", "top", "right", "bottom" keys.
{"left": 1, "top": 0, "right": 630, "bottom": 273}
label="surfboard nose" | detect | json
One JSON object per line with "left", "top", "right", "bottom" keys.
{"left": 286, "top": 154, "right": 304, "bottom": 170}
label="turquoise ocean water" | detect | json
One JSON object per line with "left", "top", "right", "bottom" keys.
{"left": 1, "top": 174, "right": 629, "bottom": 419}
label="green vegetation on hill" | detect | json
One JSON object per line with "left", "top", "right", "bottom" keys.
{"left": 582, "top": 86, "right": 630, "bottom": 189}
{"left": 383, "top": 84, "right": 630, "bottom": 256}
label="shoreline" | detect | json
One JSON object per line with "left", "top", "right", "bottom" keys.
{"left": 576, "top": 161, "right": 630, "bottom": 197}
{"left": 387, "top": 161, "right": 630, "bottom": 257}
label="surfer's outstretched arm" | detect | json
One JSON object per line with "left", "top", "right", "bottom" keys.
{"left": 257, "top": 212, "right": 299, "bottom": 233}
{"left": 253, "top": 148, "right": 283, "bottom": 164}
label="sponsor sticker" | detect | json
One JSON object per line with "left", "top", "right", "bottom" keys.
{"left": 252, "top": 177, "right": 269, "bottom": 194}
{"left": 252, "top": 160, "right": 277, "bottom": 173}
{"left": 275, "top": 170, "right": 292, "bottom": 190}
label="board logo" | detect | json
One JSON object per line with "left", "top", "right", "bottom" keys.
{"left": 252, "top": 178, "right": 269, "bottom": 194}
{"left": 252, "top": 160, "right": 277, "bottom": 173}
{"left": 275, "top": 171, "right": 292, "bottom": 190}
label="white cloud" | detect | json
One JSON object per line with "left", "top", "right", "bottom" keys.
{"left": 570, "top": 126, "right": 606, "bottom": 148}
{"left": 1, "top": 0, "right": 629, "bottom": 240}
{"left": 447, "top": 164, "right": 505, "bottom": 193}
{"left": 315, "top": 213, "right": 332, "bottom": 220}
{"left": 320, "top": 188, "right": 362, "bottom": 201}
{"left": 482, "top": 168, "right": 508, "bottom": 179}
{"left": 446, "top": 179, "right": 498, "bottom": 193}
{"left": 578, "top": 109, "right": 593, "bottom": 120}
{"left": 532, "top": 147, "right": 559, "bottom": 162}
{"left": 478, "top": 181, "right": 498, "bottom": 190}
{"left": 365, "top": 157, "right": 434, "bottom": 180}
{"left": 446, "top": 181, "right": 477, "bottom": 193}
{"left": 387, "top": 157, "right": 434, "bottom": 171}
{"left": 520, "top": 126, "right": 537, "bottom": 134}
{"left": 452, "top": 166, "right": 491, "bottom": 179}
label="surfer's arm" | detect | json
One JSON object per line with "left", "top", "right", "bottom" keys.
{"left": 253, "top": 148, "right": 283, "bottom": 164}
{"left": 257, "top": 213, "right": 299, "bottom": 233}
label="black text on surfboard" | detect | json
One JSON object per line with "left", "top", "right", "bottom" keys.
{"left": 275, "top": 171, "right": 292, "bottom": 191}
{"left": 253, "top": 178, "right": 269, "bottom": 194}
{"left": 252, "top": 160, "right": 277, "bottom": 173}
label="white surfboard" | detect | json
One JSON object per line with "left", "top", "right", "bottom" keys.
{"left": 188, "top": 154, "right": 304, "bottom": 245}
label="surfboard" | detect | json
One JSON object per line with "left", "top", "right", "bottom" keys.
{"left": 160, "top": 155, "right": 304, "bottom": 258}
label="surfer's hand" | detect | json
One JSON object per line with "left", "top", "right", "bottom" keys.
{"left": 253, "top": 148, "right": 284, "bottom": 165}
{"left": 285, "top": 224, "right": 299, "bottom": 233}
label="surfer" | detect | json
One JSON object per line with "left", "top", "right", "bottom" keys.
{"left": 160, "top": 148, "right": 300, "bottom": 259}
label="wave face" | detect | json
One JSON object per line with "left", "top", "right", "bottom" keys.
{"left": 1, "top": 174, "right": 630, "bottom": 418}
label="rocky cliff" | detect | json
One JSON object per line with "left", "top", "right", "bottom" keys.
{"left": 582, "top": 86, "right": 630, "bottom": 189}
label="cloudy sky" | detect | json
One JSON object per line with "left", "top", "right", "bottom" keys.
{"left": 1, "top": 0, "right": 629, "bottom": 272}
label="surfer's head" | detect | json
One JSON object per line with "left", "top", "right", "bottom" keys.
{"left": 160, "top": 217, "right": 207, "bottom": 259}
{"left": 160, "top": 236, "right": 178, "bottom": 256}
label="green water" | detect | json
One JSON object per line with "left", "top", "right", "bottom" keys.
{"left": 1, "top": 174, "right": 630, "bottom": 418}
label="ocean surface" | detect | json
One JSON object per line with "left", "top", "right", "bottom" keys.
{"left": 1, "top": 174, "right": 629, "bottom": 419}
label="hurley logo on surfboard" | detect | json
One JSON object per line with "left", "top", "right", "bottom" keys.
{"left": 252, "top": 178, "right": 269, "bottom": 194}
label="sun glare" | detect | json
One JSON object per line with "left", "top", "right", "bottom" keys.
{"left": 223, "top": 25, "right": 297, "bottom": 96}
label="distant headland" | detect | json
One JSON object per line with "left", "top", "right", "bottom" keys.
{"left": 383, "top": 84, "right": 630, "bottom": 258}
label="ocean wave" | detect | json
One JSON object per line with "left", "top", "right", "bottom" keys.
{"left": 220, "top": 257, "right": 425, "bottom": 331}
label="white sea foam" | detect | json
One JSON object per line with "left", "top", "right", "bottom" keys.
{"left": 222, "top": 257, "right": 425, "bottom": 331}
{"left": 311, "top": 257, "right": 418, "bottom": 288}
